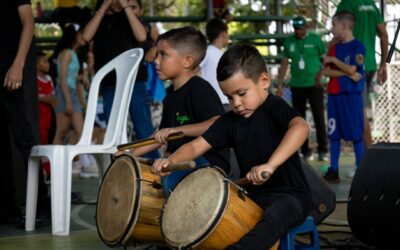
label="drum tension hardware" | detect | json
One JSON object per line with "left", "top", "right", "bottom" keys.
{"left": 224, "top": 178, "right": 248, "bottom": 201}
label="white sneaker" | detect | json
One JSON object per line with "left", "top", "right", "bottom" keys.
{"left": 80, "top": 163, "right": 99, "bottom": 179}
{"left": 72, "top": 161, "right": 82, "bottom": 175}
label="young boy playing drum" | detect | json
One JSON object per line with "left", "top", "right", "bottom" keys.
{"left": 123, "top": 26, "right": 230, "bottom": 197}
{"left": 152, "top": 44, "right": 312, "bottom": 249}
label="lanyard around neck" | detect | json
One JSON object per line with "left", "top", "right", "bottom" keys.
{"left": 296, "top": 35, "right": 307, "bottom": 55}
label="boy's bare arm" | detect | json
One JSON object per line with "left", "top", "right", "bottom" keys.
{"left": 267, "top": 116, "right": 309, "bottom": 172}
{"left": 323, "top": 56, "right": 357, "bottom": 75}
{"left": 321, "top": 68, "right": 347, "bottom": 78}
{"left": 154, "top": 115, "right": 220, "bottom": 144}
{"left": 322, "top": 67, "right": 361, "bottom": 82}
{"left": 151, "top": 137, "right": 212, "bottom": 175}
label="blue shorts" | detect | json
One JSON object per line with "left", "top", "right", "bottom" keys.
{"left": 54, "top": 85, "right": 82, "bottom": 113}
{"left": 327, "top": 93, "right": 363, "bottom": 141}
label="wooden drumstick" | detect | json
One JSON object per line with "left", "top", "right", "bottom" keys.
{"left": 137, "top": 157, "right": 196, "bottom": 173}
{"left": 117, "top": 131, "right": 184, "bottom": 151}
{"left": 162, "top": 161, "right": 196, "bottom": 173}
{"left": 234, "top": 171, "right": 270, "bottom": 186}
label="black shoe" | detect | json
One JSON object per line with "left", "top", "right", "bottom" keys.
{"left": 323, "top": 168, "right": 341, "bottom": 183}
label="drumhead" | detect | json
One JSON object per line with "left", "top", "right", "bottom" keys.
{"left": 161, "top": 167, "right": 228, "bottom": 248}
{"left": 96, "top": 155, "right": 142, "bottom": 245}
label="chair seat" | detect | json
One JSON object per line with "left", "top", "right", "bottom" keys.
{"left": 30, "top": 144, "right": 116, "bottom": 156}
{"left": 280, "top": 216, "right": 320, "bottom": 250}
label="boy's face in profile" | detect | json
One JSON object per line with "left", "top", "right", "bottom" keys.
{"left": 221, "top": 30, "right": 229, "bottom": 48}
{"left": 220, "top": 72, "right": 270, "bottom": 118}
{"left": 331, "top": 17, "right": 345, "bottom": 39}
{"left": 37, "top": 56, "right": 50, "bottom": 74}
{"left": 155, "top": 40, "right": 186, "bottom": 81}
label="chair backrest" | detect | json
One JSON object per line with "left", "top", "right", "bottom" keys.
{"left": 77, "top": 48, "right": 143, "bottom": 147}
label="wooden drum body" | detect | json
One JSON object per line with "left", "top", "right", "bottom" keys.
{"left": 161, "top": 167, "right": 263, "bottom": 249}
{"left": 96, "top": 155, "right": 165, "bottom": 246}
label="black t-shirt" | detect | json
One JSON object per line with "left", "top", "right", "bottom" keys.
{"left": 203, "top": 94, "right": 311, "bottom": 205}
{"left": 93, "top": 11, "right": 152, "bottom": 85}
{"left": 0, "top": 0, "right": 31, "bottom": 71}
{"left": 160, "top": 76, "right": 230, "bottom": 171}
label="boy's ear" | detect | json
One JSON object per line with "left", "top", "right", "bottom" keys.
{"left": 183, "top": 55, "right": 195, "bottom": 69}
{"left": 259, "top": 72, "right": 271, "bottom": 90}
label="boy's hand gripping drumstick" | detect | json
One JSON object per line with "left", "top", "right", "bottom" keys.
{"left": 136, "top": 157, "right": 196, "bottom": 173}
{"left": 234, "top": 172, "right": 270, "bottom": 186}
{"left": 116, "top": 131, "right": 184, "bottom": 151}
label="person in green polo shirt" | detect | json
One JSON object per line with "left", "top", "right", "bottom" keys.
{"left": 277, "top": 16, "right": 328, "bottom": 162}
{"left": 336, "top": 0, "right": 388, "bottom": 149}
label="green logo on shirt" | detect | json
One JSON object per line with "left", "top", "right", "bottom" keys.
{"left": 176, "top": 113, "right": 190, "bottom": 124}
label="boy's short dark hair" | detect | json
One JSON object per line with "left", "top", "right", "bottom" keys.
{"left": 206, "top": 18, "right": 228, "bottom": 43}
{"left": 217, "top": 43, "right": 268, "bottom": 83}
{"left": 334, "top": 11, "right": 356, "bottom": 30}
{"left": 157, "top": 26, "right": 207, "bottom": 69}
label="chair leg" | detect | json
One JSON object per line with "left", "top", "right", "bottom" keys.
{"left": 25, "top": 156, "right": 41, "bottom": 232}
{"left": 49, "top": 150, "right": 73, "bottom": 235}
{"left": 94, "top": 154, "right": 111, "bottom": 181}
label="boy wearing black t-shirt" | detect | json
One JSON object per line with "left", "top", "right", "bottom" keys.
{"left": 152, "top": 44, "right": 312, "bottom": 249}
{"left": 127, "top": 26, "right": 230, "bottom": 196}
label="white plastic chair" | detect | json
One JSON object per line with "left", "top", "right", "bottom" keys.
{"left": 25, "top": 48, "right": 144, "bottom": 236}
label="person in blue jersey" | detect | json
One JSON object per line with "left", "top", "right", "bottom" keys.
{"left": 322, "top": 11, "right": 366, "bottom": 183}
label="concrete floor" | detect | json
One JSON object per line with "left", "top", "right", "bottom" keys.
{"left": 0, "top": 153, "right": 376, "bottom": 250}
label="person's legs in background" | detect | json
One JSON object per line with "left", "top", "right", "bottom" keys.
{"left": 101, "top": 85, "right": 114, "bottom": 123}
{"left": 0, "top": 109, "right": 20, "bottom": 223}
{"left": 291, "top": 87, "right": 312, "bottom": 160}
{"left": 308, "top": 86, "right": 328, "bottom": 161}
{"left": 363, "top": 71, "right": 376, "bottom": 148}
{"left": 129, "top": 82, "right": 160, "bottom": 159}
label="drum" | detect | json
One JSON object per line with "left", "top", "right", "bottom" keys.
{"left": 96, "top": 154, "right": 165, "bottom": 246}
{"left": 161, "top": 167, "right": 263, "bottom": 249}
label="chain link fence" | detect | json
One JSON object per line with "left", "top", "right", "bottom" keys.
{"left": 371, "top": 63, "right": 400, "bottom": 143}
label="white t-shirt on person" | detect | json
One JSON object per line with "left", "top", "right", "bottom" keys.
{"left": 200, "top": 44, "right": 229, "bottom": 105}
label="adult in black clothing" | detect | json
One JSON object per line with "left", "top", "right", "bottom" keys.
{"left": 0, "top": 0, "right": 49, "bottom": 223}
{"left": 123, "top": 27, "right": 231, "bottom": 197}
{"left": 152, "top": 44, "right": 312, "bottom": 249}
{"left": 83, "top": 0, "right": 159, "bottom": 159}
